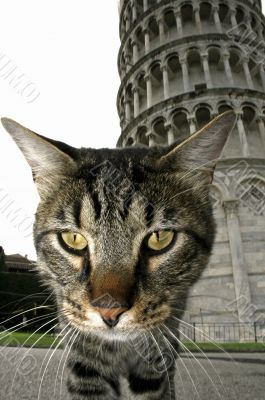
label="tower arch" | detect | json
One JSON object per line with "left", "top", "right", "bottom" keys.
{"left": 117, "top": 0, "right": 265, "bottom": 327}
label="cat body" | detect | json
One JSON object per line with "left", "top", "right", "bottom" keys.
{"left": 2, "top": 112, "right": 236, "bottom": 399}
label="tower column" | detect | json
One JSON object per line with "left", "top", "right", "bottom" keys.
{"left": 147, "top": 131, "right": 156, "bottom": 146}
{"left": 258, "top": 24, "right": 264, "bottom": 41}
{"left": 213, "top": 5, "right": 222, "bottom": 33}
{"left": 132, "top": 39, "right": 139, "bottom": 64}
{"left": 175, "top": 9, "right": 183, "bottom": 36}
{"left": 180, "top": 55, "right": 190, "bottom": 92}
{"left": 223, "top": 200, "right": 252, "bottom": 326}
{"left": 120, "top": 65, "right": 126, "bottom": 78}
{"left": 144, "top": 28, "right": 150, "bottom": 53}
{"left": 131, "top": 0, "right": 137, "bottom": 21}
{"left": 161, "top": 64, "right": 170, "bottom": 99}
{"left": 188, "top": 116, "right": 197, "bottom": 135}
{"left": 165, "top": 123, "right": 175, "bottom": 145}
{"left": 257, "top": 116, "right": 265, "bottom": 153}
{"left": 133, "top": 86, "right": 140, "bottom": 117}
{"left": 124, "top": 99, "right": 132, "bottom": 123}
{"left": 194, "top": 6, "right": 202, "bottom": 34}
{"left": 222, "top": 51, "right": 234, "bottom": 85}
{"left": 157, "top": 15, "right": 165, "bottom": 43}
{"left": 125, "top": 16, "right": 130, "bottom": 32}
{"left": 125, "top": 52, "right": 131, "bottom": 73}
{"left": 230, "top": 9, "right": 237, "bottom": 29}
{"left": 245, "top": 15, "right": 252, "bottom": 31}
{"left": 236, "top": 112, "right": 249, "bottom": 157}
{"left": 145, "top": 73, "right": 153, "bottom": 108}
{"left": 242, "top": 57, "right": 254, "bottom": 89}
{"left": 259, "top": 64, "right": 265, "bottom": 92}
{"left": 201, "top": 52, "right": 213, "bottom": 88}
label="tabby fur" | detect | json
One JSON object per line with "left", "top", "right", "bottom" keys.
{"left": 2, "top": 111, "right": 236, "bottom": 399}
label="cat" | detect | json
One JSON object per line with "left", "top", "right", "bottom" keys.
{"left": 2, "top": 111, "right": 236, "bottom": 399}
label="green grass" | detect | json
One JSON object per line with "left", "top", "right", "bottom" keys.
{"left": 0, "top": 331, "right": 62, "bottom": 348}
{"left": 0, "top": 332, "right": 264, "bottom": 352}
{"left": 182, "top": 342, "right": 265, "bottom": 352}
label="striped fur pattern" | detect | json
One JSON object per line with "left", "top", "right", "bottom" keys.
{"left": 1, "top": 112, "right": 236, "bottom": 399}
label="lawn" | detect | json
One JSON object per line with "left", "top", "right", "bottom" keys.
{"left": 0, "top": 332, "right": 264, "bottom": 352}
{"left": 182, "top": 342, "right": 265, "bottom": 353}
{"left": 0, "top": 331, "right": 62, "bottom": 348}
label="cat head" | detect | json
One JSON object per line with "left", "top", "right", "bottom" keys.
{"left": 2, "top": 112, "right": 236, "bottom": 340}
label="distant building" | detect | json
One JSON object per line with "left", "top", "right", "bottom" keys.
{"left": 0, "top": 247, "right": 54, "bottom": 331}
{"left": 117, "top": 0, "right": 265, "bottom": 327}
{"left": 4, "top": 253, "right": 35, "bottom": 273}
{"left": 0, "top": 247, "right": 5, "bottom": 270}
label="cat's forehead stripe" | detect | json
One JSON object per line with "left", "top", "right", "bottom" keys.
{"left": 145, "top": 203, "right": 155, "bottom": 228}
{"left": 73, "top": 198, "right": 82, "bottom": 228}
{"left": 56, "top": 208, "right": 65, "bottom": 222}
{"left": 90, "top": 189, "right": 101, "bottom": 220}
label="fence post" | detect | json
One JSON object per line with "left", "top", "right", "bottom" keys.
{"left": 254, "top": 322, "right": 257, "bottom": 343}
{"left": 193, "top": 322, "right": 196, "bottom": 343}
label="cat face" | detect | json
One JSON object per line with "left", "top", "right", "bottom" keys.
{"left": 2, "top": 112, "right": 236, "bottom": 341}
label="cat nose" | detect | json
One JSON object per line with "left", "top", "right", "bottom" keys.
{"left": 102, "top": 317, "right": 119, "bottom": 328}
{"left": 96, "top": 307, "right": 128, "bottom": 328}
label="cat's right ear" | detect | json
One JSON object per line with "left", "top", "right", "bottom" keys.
{"left": 156, "top": 111, "right": 237, "bottom": 184}
{"left": 1, "top": 118, "right": 76, "bottom": 196}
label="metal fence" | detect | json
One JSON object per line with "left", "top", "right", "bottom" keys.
{"left": 179, "top": 322, "right": 265, "bottom": 343}
{"left": 1, "top": 313, "right": 265, "bottom": 344}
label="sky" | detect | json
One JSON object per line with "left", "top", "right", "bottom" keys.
{"left": 0, "top": 1, "right": 121, "bottom": 259}
{"left": 0, "top": 1, "right": 265, "bottom": 260}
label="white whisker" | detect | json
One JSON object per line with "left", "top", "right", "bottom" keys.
{"left": 10, "top": 319, "right": 60, "bottom": 398}
{"left": 156, "top": 326, "right": 186, "bottom": 399}
{"left": 176, "top": 326, "right": 228, "bottom": 396}
{"left": 37, "top": 322, "right": 71, "bottom": 400}
{"left": 164, "top": 324, "right": 223, "bottom": 399}
{"left": 59, "top": 328, "right": 80, "bottom": 399}
{"left": 172, "top": 317, "right": 236, "bottom": 363}
{"left": 161, "top": 324, "right": 201, "bottom": 399}
{"left": 149, "top": 331, "right": 172, "bottom": 400}
{"left": 0, "top": 306, "right": 54, "bottom": 326}
{"left": 0, "top": 312, "right": 58, "bottom": 343}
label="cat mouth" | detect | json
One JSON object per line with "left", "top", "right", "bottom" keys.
{"left": 62, "top": 295, "right": 171, "bottom": 335}
{"left": 62, "top": 305, "right": 169, "bottom": 341}
{"left": 62, "top": 299, "right": 133, "bottom": 333}
{"left": 92, "top": 305, "right": 130, "bottom": 328}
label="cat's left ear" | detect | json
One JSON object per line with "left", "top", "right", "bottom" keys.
{"left": 1, "top": 118, "right": 77, "bottom": 195}
{"left": 157, "top": 111, "right": 237, "bottom": 183}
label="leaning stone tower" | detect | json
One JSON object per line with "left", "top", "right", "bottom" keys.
{"left": 117, "top": 0, "right": 265, "bottom": 329}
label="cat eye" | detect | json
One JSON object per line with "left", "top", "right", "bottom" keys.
{"left": 147, "top": 231, "right": 175, "bottom": 252}
{"left": 60, "top": 232, "right": 88, "bottom": 251}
